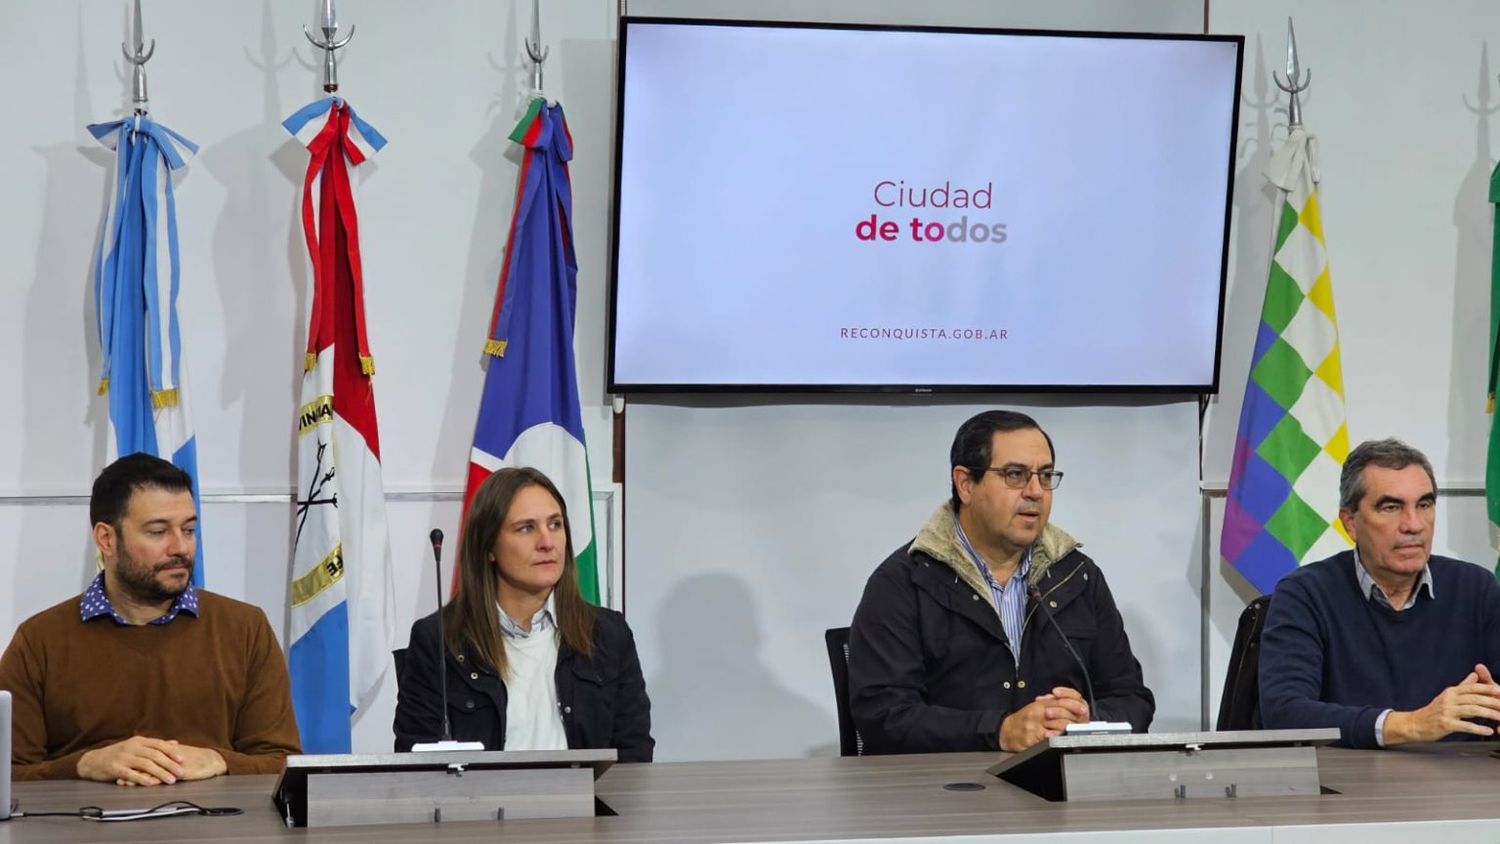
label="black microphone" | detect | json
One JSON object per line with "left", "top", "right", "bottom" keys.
{"left": 411, "top": 528, "right": 484, "bottom": 752}
{"left": 1028, "top": 585, "right": 1100, "bottom": 721}
{"left": 429, "top": 528, "right": 453, "bottom": 742}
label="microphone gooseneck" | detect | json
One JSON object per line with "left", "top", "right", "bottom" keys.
{"left": 430, "top": 528, "right": 452, "bottom": 742}
{"left": 1027, "top": 585, "right": 1100, "bottom": 720}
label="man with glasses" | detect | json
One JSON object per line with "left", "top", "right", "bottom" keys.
{"left": 847, "top": 410, "right": 1154, "bottom": 753}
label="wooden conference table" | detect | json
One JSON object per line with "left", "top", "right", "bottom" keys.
{"left": 4, "top": 743, "right": 1500, "bottom": 843}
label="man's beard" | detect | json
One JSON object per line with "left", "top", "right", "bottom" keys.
{"left": 115, "top": 545, "right": 194, "bottom": 603}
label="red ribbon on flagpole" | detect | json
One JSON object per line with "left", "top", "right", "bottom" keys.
{"left": 300, "top": 103, "right": 376, "bottom": 379}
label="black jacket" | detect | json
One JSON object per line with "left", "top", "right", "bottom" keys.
{"left": 392, "top": 606, "right": 654, "bottom": 762}
{"left": 848, "top": 505, "right": 1154, "bottom": 754}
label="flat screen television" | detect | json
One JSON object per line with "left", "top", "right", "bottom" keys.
{"left": 608, "top": 18, "right": 1244, "bottom": 393}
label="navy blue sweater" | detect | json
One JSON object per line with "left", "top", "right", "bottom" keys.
{"left": 1258, "top": 551, "right": 1500, "bottom": 748}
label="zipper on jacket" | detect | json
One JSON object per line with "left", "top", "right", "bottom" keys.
{"left": 1022, "top": 561, "right": 1083, "bottom": 631}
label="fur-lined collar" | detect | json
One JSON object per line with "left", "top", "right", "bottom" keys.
{"left": 909, "top": 503, "right": 1080, "bottom": 608}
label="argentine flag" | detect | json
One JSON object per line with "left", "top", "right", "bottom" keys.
{"left": 90, "top": 116, "right": 206, "bottom": 587}
{"left": 463, "top": 99, "right": 599, "bottom": 602}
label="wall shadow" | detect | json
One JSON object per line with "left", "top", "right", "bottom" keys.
{"left": 426, "top": 0, "right": 528, "bottom": 522}
{"left": 646, "top": 573, "right": 837, "bottom": 761}
{"left": 1447, "top": 44, "right": 1495, "bottom": 527}
{"left": 17, "top": 6, "right": 114, "bottom": 619}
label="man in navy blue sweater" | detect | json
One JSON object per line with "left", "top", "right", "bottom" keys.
{"left": 1259, "top": 438, "right": 1500, "bottom": 748}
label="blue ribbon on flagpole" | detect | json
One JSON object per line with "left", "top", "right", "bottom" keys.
{"left": 89, "top": 116, "right": 198, "bottom": 403}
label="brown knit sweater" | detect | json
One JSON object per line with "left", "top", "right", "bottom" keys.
{"left": 0, "top": 590, "right": 302, "bottom": 780}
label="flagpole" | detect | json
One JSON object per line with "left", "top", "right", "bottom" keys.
{"left": 525, "top": 0, "right": 548, "bottom": 100}
{"left": 120, "top": 0, "right": 154, "bottom": 115}
{"left": 1272, "top": 17, "right": 1309, "bottom": 131}
{"left": 303, "top": 0, "right": 354, "bottom": 94}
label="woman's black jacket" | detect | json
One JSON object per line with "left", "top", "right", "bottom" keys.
{"left": 393, "top": 606, "right": 654, "bottom": 762}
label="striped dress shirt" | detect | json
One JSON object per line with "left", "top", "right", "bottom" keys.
{"left": 956, "top": 523, "right": 1031, "bottom": 662}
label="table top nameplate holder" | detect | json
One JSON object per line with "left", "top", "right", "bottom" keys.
{"left": 272, "top": 748, "right": 616, "bottom": 828}
{"left": 987, "top": 728, "right": 1340, "bottom": 802}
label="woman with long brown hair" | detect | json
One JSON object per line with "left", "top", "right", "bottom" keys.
{"left": 393, "top": 467, "right": 653, "bottom": 761}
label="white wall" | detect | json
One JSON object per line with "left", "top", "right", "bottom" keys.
{"left": 2, "top": 0, "right": 1496, "bottom": 758}
{"left": 626, "top": 398, "right": 1204, "bottom": 760}
{"left": 0, "top": 0, "right": 622, "bottom": 752}
{"left": 1201, "top": 0, "right": 1500, "bottom": 725}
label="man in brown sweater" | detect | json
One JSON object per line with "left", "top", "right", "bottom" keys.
{"left": 0, "top": 454, "right": 301, "bottom": 784}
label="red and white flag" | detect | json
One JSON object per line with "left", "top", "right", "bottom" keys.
{"left": 283, "top": 97, "right": 395, "bottom": 753}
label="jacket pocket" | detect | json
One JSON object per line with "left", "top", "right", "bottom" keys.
{"left": 1053, "top": 619, "right": 1098, "bottom": 669}
{"left": 1056, "top": 619, "right": 1097, "bottom": 640}
{"left": 566, "top": 659, "right": 619, "bottom": 747}
{"left": 444, "top": 662, "right": 505, "bottom": 748}
{"left": 569, "top": 660, "right": 619, "bottom": 694}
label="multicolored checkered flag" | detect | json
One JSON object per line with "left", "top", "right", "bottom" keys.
{"left": 1222, "top": 126, "right": 1352, "bottom": 595}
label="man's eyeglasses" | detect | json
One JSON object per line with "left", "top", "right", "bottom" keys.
{"left": 976, "top": 467, "right": 1064, "bottom": 490}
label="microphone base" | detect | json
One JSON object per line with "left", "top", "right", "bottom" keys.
{"left": 409, "top": 740, "right": 487, "bottom": 752}
{"left": 1063, "top": 721, "right": 1133, "bottom": 736}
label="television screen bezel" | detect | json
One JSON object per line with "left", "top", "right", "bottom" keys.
{"left": 606, "top": 16, "right": 1245, "bottom": 395}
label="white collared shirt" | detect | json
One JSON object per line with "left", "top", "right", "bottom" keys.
{"left": 499, "top": 593, "right": 558, "bottom": 639}
{"left": 955, "top": 522, "right": 1031, "bottom": 663}
{"left": 1353, "top": 548, "right": 1434, "bottom": 612}
{"left": 497, "top": 592, "right": 567, "bottom": 752}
